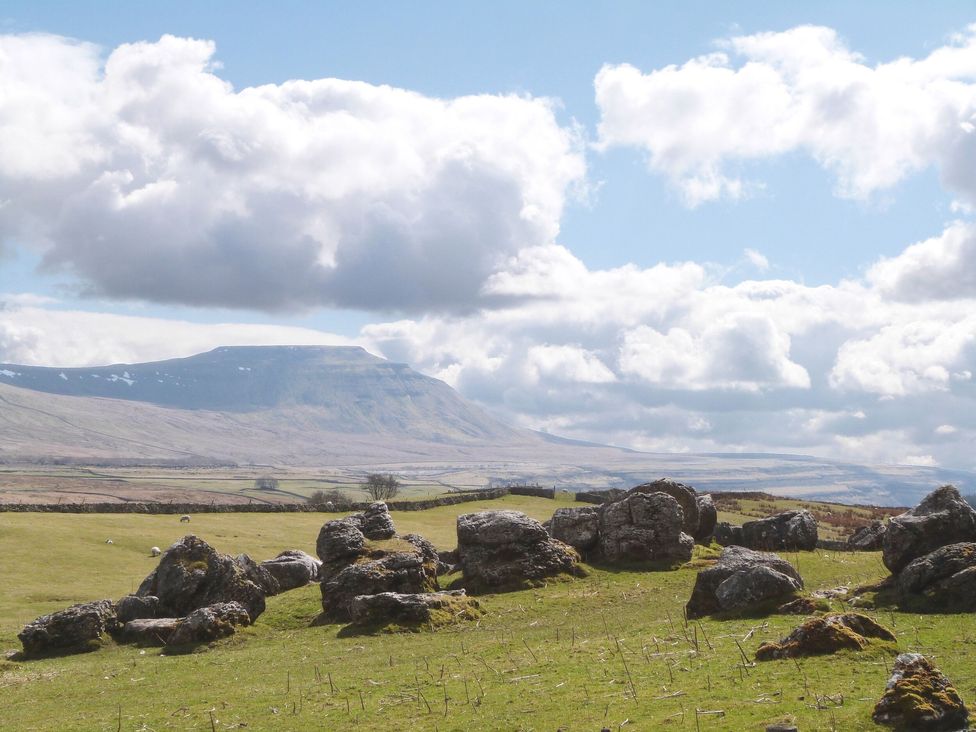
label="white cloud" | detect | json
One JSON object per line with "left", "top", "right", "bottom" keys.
{"left": 744, "top": 248, "right": 770, "bottom": 271}
{"left": 0, "top": 33, "right": 585, "bottom": 313}
{"left": 869, "top": 220, "right": 976, "bottom": 301}
{"left": 595, "top": 24, "right": 976, "bottom": 205}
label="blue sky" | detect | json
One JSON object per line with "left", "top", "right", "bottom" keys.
{"left": 1, "top": 2, "right": 976, "bottom": 469}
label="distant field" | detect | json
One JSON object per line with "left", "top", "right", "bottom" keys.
{"left": 1, "top": 495, "right": 966, "bottom": 731}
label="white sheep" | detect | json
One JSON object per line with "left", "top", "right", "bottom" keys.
{"left": 180, "top": 514, "right": 191, "bottom": 523}
{"left": 150, "top": 546, "right": 161, "bottom": 557}
{"left": 105, "top": 538, "right": 114, "bottom": 544}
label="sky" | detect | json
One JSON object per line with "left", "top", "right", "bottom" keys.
{"left": 1, "top": 2, "right": 976, "bottom": 469}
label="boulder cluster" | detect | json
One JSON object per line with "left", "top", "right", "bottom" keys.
{"left": 18, "top": 535, "right": 321, "bottom": 657}
{"left": 714, "top": 509, "right": 818, "bottom": 552}
{"left": 549, "top": 479, "right": 715, "bottom": 564}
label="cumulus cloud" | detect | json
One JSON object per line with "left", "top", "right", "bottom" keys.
{"left": 595, "top": 25, "right": 976, "bottom": 205}
{"left": 869, "top": 220, "right": 976, "bottom": 301}
{"left": 0, "top": 33, "right": 585, "bottom": 313}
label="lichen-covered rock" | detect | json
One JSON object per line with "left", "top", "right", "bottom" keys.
{"left": 456, "top": 510, "right": 583, "bottom": 592}
{"left": 116, "top": 595, "right": 160, "bottom": 624}
{"left": 896, "top": 542, "right": 976, "bottom": 612}
{"left": 873, "top": 653, "right": 968, "bottom": 731}
{"left": 136, "top": 535, "right": 266, "bottom": 621}
{"left": 848, "top": 520, "right": 887, "bottom": 551}
{"left": 686, "top": 546, "right": 803, "bottom": 619}
{"left": 883, "top": 486, "right": 976, "bottom": 573}
{"left": 359, "top": 501, "right": 397, "bottom": 540}
{"left": 694, "top": 494, "right": 717, "bottom": 543}
{"left": 347, "top": 590, "right": 484, "bottom": 629}
{"left": 714, "top": 522, "right": 743, "bottom": 547}
{"left": 549, "top": 506, "right": 600, "bottom": 553}
{"left": 167, "top": 601, "right": 251, "bottom": 646}
{"left": 320, "top": 538, "right": 439, "bottom": 621}
{"left": 629, "top": 479, "right": 700, "bottom": 536}
{"left": 597, "top": 492, "right": 694, "bottom": 564}
{"left": 236, "top": 553, "right": 281, "bottom": 596}
{"left": 260, "top": 550, "right": 321, "bottom": 592}
{"left": 120, "top": 618, "right": 179, "bottom": 645}
{"left": 756, "top": 613, "right": 895, "bottom": 660}
{"left": 316, "top": 518, "right": 366, "bottom": 564}
{"left": 741, "top": 510, "right": 818, "bottom": 551}
{"left": 18, "top": 599, "right": 118, "bottom": 657}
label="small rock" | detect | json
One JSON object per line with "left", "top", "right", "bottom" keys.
{"left": 167, "top": 602, "right": 251, "bottom": 646}
{"left": 694, "top": 494, "right": 718, "bottom": 543}
{"left": 316, "top": 518, "right": 366, "bottom": 563}
{"left": 347, "top": 590, "right": 484, "bottom": 629}
{"left": 756, "top": 613, "right": 895, "bottom": 660}
{"left": 120, "top": 618, "right": 180, "bottom": 646}
{"left": 848, "top": 521, "right": 886, "bottom": 551}
{"left": 873, "top": 653, "right": 968, "bottom": 731}
{"left": 18, "top": 599, "right": 118, "bottom": 657}
{"left": 883, "top": 485, "right": 976, "bottom": 573}
{"left": 360, "top": 502, "right": 396, "bottom": 540}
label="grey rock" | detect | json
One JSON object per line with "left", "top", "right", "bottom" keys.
{"left": 714, "top": 522, "right": 743, "bottom": 547}
{"left": 456, "top": 510, "right": 582, "bottom": 592}
{"left": 116, "top": 595, "right": 160, "bottom": 624}
{"left": 896, "top": 542, "right": 976, "bottom": 611}
{"left": 18, "top": 599, "right": 119, "bottom": 657}
{"left": 260, "top": 550, "right": 321, "bottom": 592}
{"left": 347, "top": 590, "right": 483, "bottom": 627}
{"left": 694, "top": 494, "right": 717, "bottom": 542}
{"left": 135, "top": 535, "right": 266, "bottom": 621}
{"left": 740, "top": 510, "right": 818, "bottom": 551}
{"left": 597, "top": 491, "right": 694, "bottom": 564}
{"left": 848, "top": 520, "right": 887, "bottom": 551}
{"left": 236, "top": 553, "right": 281, "bottom": 596}
{"left": 360, "top": 501, "right": 396, "bottom": 540}
{"left": 168, "top": 601, "right": 251, "bottom": 646}
{"left": 316, "top": 518, "right": 366, "bottom": 564}
{"left": 686, "top": 545, "right": 803, "bottom": 619}
{"left": 883, "top": 485, "right": 976, "bottom": 573}
{"left": 873, "top": 653, "right": 969, "bottom": 731}
{"left": 321, "top": 546, "right": 438, "bottom": 621}
{"left": 120, "top": 618, "right": 179, "bottom": 646}
{"left": 629, "top": 479, "right": 700, "bottom": 536}
{"left": 549, "top": 506, "right": 600, "bottom": 552}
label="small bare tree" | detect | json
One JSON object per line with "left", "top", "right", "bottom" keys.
{"left": 362, "top": 473, "right": 400, "bottom": 501}
{"left": 254, "top": 476, "right": 279, "bottom": 491}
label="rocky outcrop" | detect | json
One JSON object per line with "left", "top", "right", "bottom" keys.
{"left": 883, "top": 485, "right": 976, "bottom": 573}
{"left": 896, "top": 542, "right": 976, "bottom": 612}
{"left": 686, "top": 546, "right": 803, "bottom": 619}
{"left": 116, "top": 595, "right": 160, "bottom": 624}
{"left": 167, "top": 602, "right": 251, "bottom": 646}
{"left": 714, "top": 522, "right": 743, "bottom": 547}
{"left": 629, "top": 479, "right": 700, "bottom": 536}
{"left": 756, "top": 613, "right": 895, "bottom": 660}
{"left": 740, "top": 510, "right": 818, "bottom": 551}
{"left": 316, "top": 517, "right": 365, "bottom": 565}
{"left": 549, "top": 506, "right": 600, "bottom": 553}
{"left": 873, "top": 653, "right": 968, "bottom": 731}
{"left": 359, "top": 501, "right": 397, "bottom": 539}
{"left": 347, "top": 590, "right": 484, "bottom": 628}
{"left": 135, "top": 535, "right": 266, "bottom": 621}
{"left": 260, "top": 550, "right": 321, "bottom": 592}
{"left": 694, "top": 493, "right": 717, "bottom": 542}
{"left": 848, "top": 521, "right": 886, "bottom": 551}
{"left": 597, "top": 491, "right": 694, "bottom": 564}
{"left": 456, "top": 510, "right": 583, "bottom": 592}
{"left": 18, "top": 600, "right": 118, "bottom": 657}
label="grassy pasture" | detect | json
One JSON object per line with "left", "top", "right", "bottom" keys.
{"left": 2, "top": 496, "right": 973, "bottom": 731}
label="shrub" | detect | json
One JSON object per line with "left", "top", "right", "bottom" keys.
{"left": 362, "top": 473, "right": 400, "bottom": 501}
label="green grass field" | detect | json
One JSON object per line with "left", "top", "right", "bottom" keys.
{"left": 1, "top": 495, "right": 972, "bottom": 731}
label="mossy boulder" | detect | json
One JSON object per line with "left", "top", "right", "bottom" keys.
{"left": 756, "top": 613, "right": 895, "bottom": 660}
{"left": 346, "top": 590, "right": 484, "bottom": 632}
{"left": 873, "top": 653, "right": 968, "bottom": 730}
{"left": 18, "top": 599, "right": 118, "bottom": 657}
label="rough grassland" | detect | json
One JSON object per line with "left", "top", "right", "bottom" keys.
{"left": 2, "top": 496, "right": 974, "bottom": 731}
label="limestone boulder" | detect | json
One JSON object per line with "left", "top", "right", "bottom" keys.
{"left": 873, "top": 653, "right": 968, "bottom": 731}
{"left": 347, "top": 590, "right": 483, "bottom": 628}
{"left": 120, "top": 618, "right": 179, "bottom": 646}
{"left": 136, "top": 535, "right": 266, "bottom": 621}
{"left": 359, "top": 501, "right": 397, "bottom": 539}
{"left": 714, "top": 522, "right": 743, "bottom": 547}
{"left": 629, "top": 479, "right": 699, "bottom": 536}
{"left": 235, "top": 553, "right": 281, "bottom": 596}
{"left": 883, "top": 485, "right": 976, "bottom": 573}
{"left": 549, "top": 506, "right": 600, "bottom": 553}
{"left": 167, "top": 601, "right": 251, "bottom": 646}
{"left": 456, "top": 510, "right": 583, "bottom": 592}
{"left": 260, "top": 550, "right": 321, "bottom": 592}
{"left": 597, "top": 491, "right": 694, "bottom": 564}
{"left": 18, "top": 599, "right": 118, "bottom": 657}
{"left": 316, "top": 517, "right": 366, "bottom": 564}
{"left": 686, "top": 546, "right": 803, "bottom": 619}
{"left": 848, "top": 521, "right": 887, "bottom": 551}
{"left": 740, "top": 510, "right": 818, "bottom": 551}
{"left": 896, "top": 542, "right": 976, "bottom": 612}
{"left": 756, "top": 613, "right": 895, "bottom": 660}
{"left": 694, "top": 494, "right": 718, "bottom": 543}
{"left": 116, "top": 595, "right": 160, "bottom": 624}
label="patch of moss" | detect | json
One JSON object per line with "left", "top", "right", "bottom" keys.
{"left": 873, "top": 656, "right": 968, "bottom": 730}
{"left": 757, "top": 613, "right": 896, "bottom": 661}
